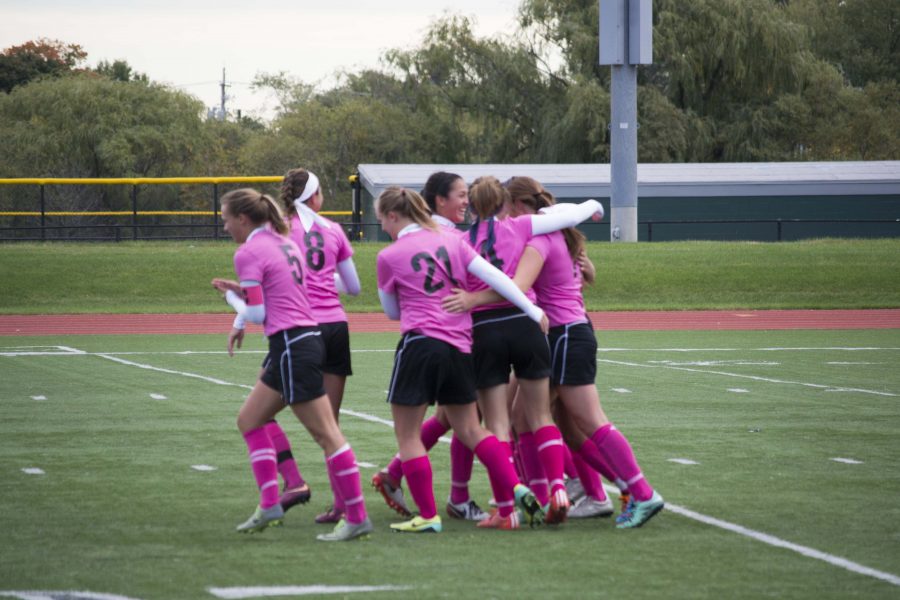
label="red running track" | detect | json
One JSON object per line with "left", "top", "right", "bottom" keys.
{"left": 1, "top": 309, "right": 898, "bottom": 336}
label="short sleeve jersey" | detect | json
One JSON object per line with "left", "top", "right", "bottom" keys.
{"left": 377, "top": 227, "right": 479, "bottom": 353}
{"left": 527, "top": 231, "right": 586, "bottom": 327}
{"left": 233, "top": 228, "right": 317, "bottom": 337}
{"left": 289, "top": 215, "right": 354, "bottom": 324}
{"left": 465, "top": 215, "right": 538, "bottom": 313}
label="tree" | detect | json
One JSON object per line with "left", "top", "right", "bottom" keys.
{"left": 0, "top": 38, "right": 86, "bottom": 93}
{"left": 94, "top": 59, "right": 149, "bottom": 83}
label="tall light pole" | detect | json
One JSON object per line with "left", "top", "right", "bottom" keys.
{"left": 599, "top": 0, "right": 652, "bottom": 242}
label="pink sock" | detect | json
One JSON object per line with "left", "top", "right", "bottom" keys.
{"left": 578, "top": 439, "right": 629, "bottom": 494}
{"left": 534, "top": 425, "right": 566, "bottom": 494}
{"left": 327, "top": 444, "right": 367, "bottom": 524}
{"left": 326, "top": 461, "right": 344, "bottom": 511}
{"left": 242, "top": 427, "right": 279, "bottom": 509}
{"left": 386, "top": 417, "right": 449, "bottom": 484}
{"left": 511, "top": 438, "right": 527, "bottom": 482}
{"left": 563, "top": 444, "right": 578, "bottom": 479}
{"left": 517, "top": 431, "right": 550, "bottom": 506}
{"left": 402, "top": 455, "right": 437, "bottom": 519}
{"left": 592, "top": 424, "right": 652, "bottom": 501}
{"left": 449, "top": 434, "right": 474, "bottom": 505}
{"left": 573, "top": 451, "right": 607, "bottom": 501}
{"left": 386, "top": 453, "right": 404, "bottom": 483}
{"left": 475, "top": 436, "right": 518, "bottom": 518}
{"left": 264, "top": 421, "right": 304, "bottom": 489}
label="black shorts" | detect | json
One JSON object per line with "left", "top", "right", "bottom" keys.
{"left": 260, "top": 326, "right": 326, "bottom": 404}
{"left": 386, "top": 333, "right": 476, "bottom": 407}
{"left": 472, "top": 307, "right": 551, "bottom": 388}
{"left": 318, "top": 321, "right": 352, "bottom": 376}
{"left": 548, "top": 321, "right": 597, "bottom": 386}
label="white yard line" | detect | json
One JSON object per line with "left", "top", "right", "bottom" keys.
{"left": 597, "top": 358, "right": 897, "bottom": 397}
{"left": 207, "top": 586, "right": 413, "bottom": 598}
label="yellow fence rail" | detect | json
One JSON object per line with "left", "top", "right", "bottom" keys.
{"left": 0, "top": 176, "right": 360, "bottom": 241}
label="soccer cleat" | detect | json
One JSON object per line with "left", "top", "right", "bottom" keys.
{"left": 618, "top": 491, "right": 631, "bottom": 515}
{"left": 616, "top": 491, "right": 665, "bottom": 529}
{"left": 569, "top": 495, "right": 615, "bottom": 519}
{"left": 389, "top": 515, "right": 442, "bottom": 533}
{"left": 316, "top": 517, "right": 374, "bottom": 542}
{"left": 565, "top": 477, "right": 585, "bottom": 503}
{"left": 476, "top": 510, "right": 521, "bottom": 530}
{"left": 236, "top": 504, "right": 284, "bottom": 533}
{"left": 371, "top": 470, "right": 412, "bottom": 517}
{"left": 446, "top": 499, "right": 489, "bottom": 522}
{"left": 280, "top": 483, "right": 311, "bottom": 513}
{"left": 544, "top": 488, "right": 570, "bottom": 525}
{"left": 616, "top": 495, "right": 635, "bottom": 524}
{"left": 314, "top": 505, "right": 344, "bottom": 524}
{"left": 513, "top": 484, "right": 545, "bottom": 527}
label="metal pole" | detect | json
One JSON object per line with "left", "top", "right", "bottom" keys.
{"left": 39, "top": 185, "right": 46, "bottom": 241}
{"left": 131, "top": 184, "right": 138, "bottom": 240}
{"left": 213, "top": 183, "right": 220, "bottom": 239}
{"left": 610, "top": 63, "right": 638, "bottom": 242}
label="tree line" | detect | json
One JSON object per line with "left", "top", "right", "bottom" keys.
{"left": 1, "top": 0, "right": 897, "bottom": 215}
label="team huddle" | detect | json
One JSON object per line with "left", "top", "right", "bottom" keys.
{"left": 212, "top": 169, "right": 664, "bottom": 542}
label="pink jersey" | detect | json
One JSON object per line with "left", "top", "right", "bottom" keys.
{"left": 464, "top": 216, "right": 537, "bottom": 312}
{"left": 233, "top": 228, "right": 317, "bottom": 337}
{"left": 289, "top": 215, "right": 354, "bottom": 324}
{"left": 527, "top": 231, "right": 587, "bottom": 327}
{"left": 377, "top": 227, "right": 480, "bottom": 353}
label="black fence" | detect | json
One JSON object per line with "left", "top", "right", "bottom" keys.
{"left": 1, "top": 218, "right": 898, "bottom": 242}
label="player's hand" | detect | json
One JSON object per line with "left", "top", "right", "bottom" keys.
{"left": 441, "top": 288, "right": 475, "bottom": 313}
{"left": 227, "top": 327, "right": 245, "bottom": 357}
{"left": 539, "top": 312, "right": 550, "bottom": 335}
{"left": 211, "top": 278, "right": 241, "bottom": 296}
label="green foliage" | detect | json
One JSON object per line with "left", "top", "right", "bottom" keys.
{"left": 0, "top": 38, "right": 86, "bottom": 93}
{"left": 94, "top": 59, "right": 149, "bottom": 83}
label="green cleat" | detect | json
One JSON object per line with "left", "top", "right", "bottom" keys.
{"left": 236, "top": 504, "right": 284, "bottom": 533}
{"left": 616, "top": 491, "right": 664, "bottom": 529}
{"left": 389, "top": 515, "right": 442, "bottom": 533}
{"left": 316, "top": 517, "right": 374, "bottom": 541}
{"left": 513, "top": 484, "right": 545, "bottom": 527}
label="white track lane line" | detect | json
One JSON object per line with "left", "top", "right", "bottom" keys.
{"left": 63, "top": 348, "right": 899, "bottom": 589}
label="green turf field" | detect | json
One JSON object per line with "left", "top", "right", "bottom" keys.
{"left": 2, "top": 329, "right": 898, "bottom": 599}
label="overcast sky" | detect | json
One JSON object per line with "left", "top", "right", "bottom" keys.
{"left": 1, "top": 0, "right": 522, "bottom": 118}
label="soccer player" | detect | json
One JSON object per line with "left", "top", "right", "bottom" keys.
{"left": 375, "top": 186, "right": 546, "bottom": 532}
{"left": 448, "top": 176, "right": 665, "bottom": 528}
{"left": 450, "top": 176, "right": 603, "bottom": 526}
{"left": 279, "top": 168, "right": 361, "bottom": 524}
{"left": 212, "top": 188, "right": 371, "bottom": 541}
{"left": 372, "top": 171, "right": 487, "bottom": 522}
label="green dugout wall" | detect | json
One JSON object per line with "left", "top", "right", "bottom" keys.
{"left": 356, "top": 162, "right": 900, "bottom": 242}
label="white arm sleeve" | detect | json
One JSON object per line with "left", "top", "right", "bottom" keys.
{"left": 334, "top": 257, "right": 361, "bottom": 296}
{"left": 378, "top": 289, "right": 401, "bottom": 320}
{"left": 225, "top": 289, "right": 266, "bottom": 324}
{"left": 466, "top": 255, "right": 544, "bottom": 324}
{"left": 530, "top": 199, "right": 604, "bottom": 235}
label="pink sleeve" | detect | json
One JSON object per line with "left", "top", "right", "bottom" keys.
{"left": 514, "top": 215, "right": 535, "bottom": 240}
{"left": 527, "top": 234, "right": 552, "bottom": 260}
{"left": 335, "top": 226, "right": 354, "bottom": 262}
{"left": 458, "top": 238, "right": 479, "bottom": 269}
{"left": 233, "top": 247, "right": 263, "bottom": 283}
{"left": 376, "top": 252, "right": 395, "bottom": 293}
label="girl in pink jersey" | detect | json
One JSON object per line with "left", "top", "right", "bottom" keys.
{"left": 488, "top": 176, "right": 665, "bottom": 529}
{"left": 372, "top": 171, "right": 487, "bottom": 523}
{"left": 275, "top": 168, "right": 362, "bottom": 525}
{"left": 449, "top": 175, "right": 603, "bottom": 527}
{"left": 212, "top": 188, "right": 371, "bottom": 541}
{"left": 375, "top": 186, "right": 546, "bottom": 532}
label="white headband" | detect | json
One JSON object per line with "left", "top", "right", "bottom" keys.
{"left": 294, "top": 172, "right": 319, "bottom": 204}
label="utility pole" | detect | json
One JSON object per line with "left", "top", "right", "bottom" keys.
{"left": 599, "top": 0, "right": 652, "bottom": 242}
{"left": 219, "top": 68, "right": 229, "bottom": 122}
